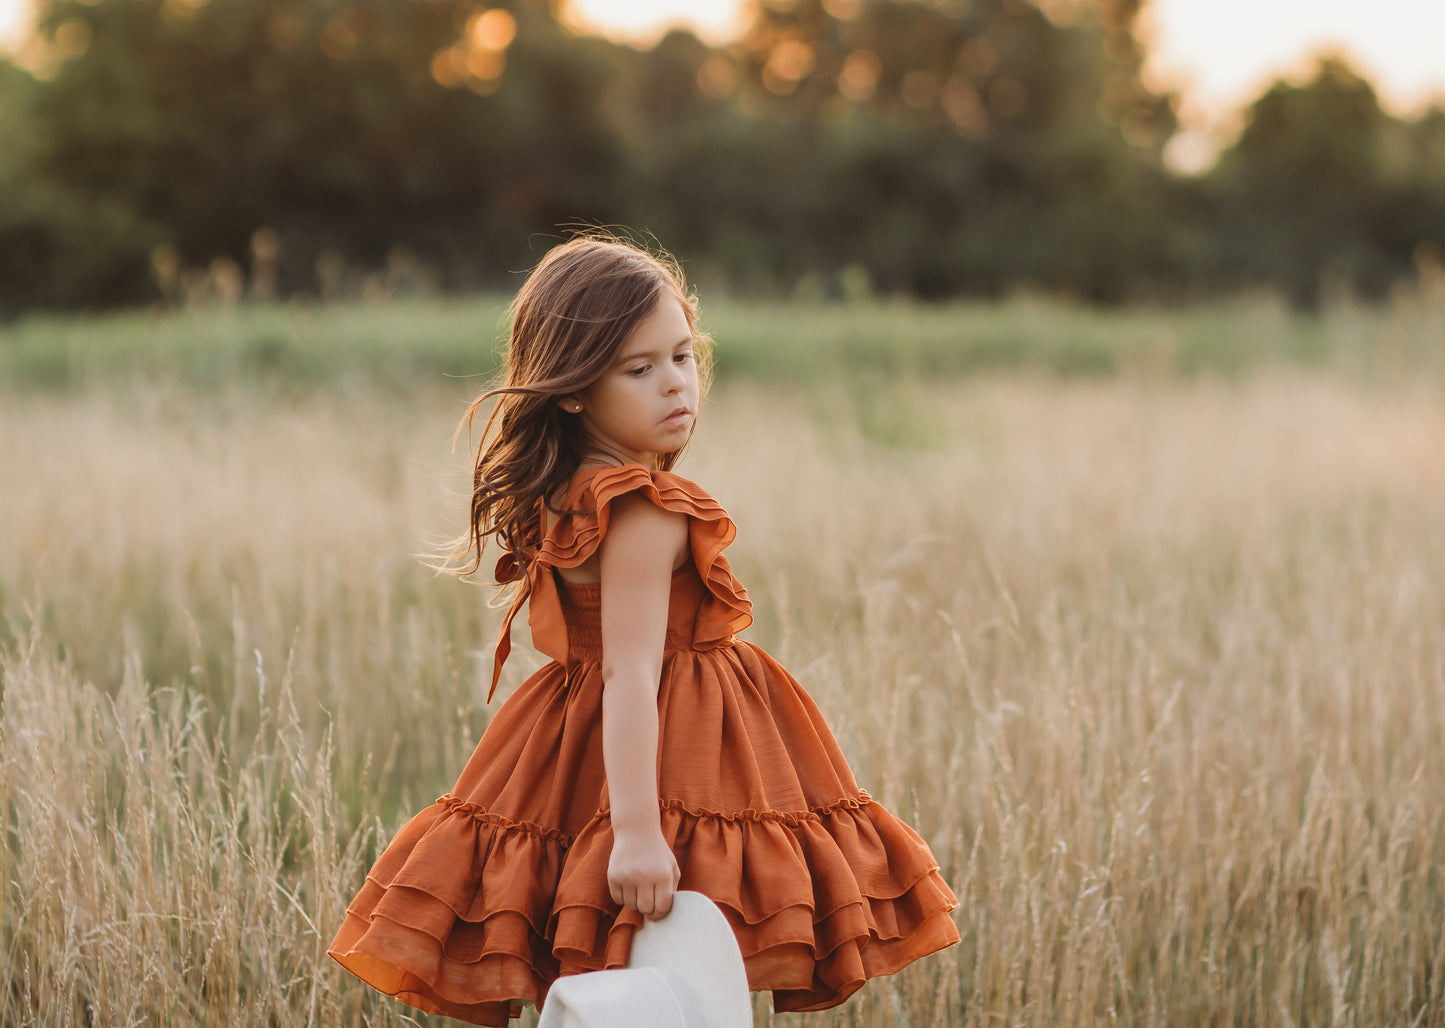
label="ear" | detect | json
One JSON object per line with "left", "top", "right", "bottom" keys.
{"left": 557, "top": 396, "right": 585, "bottom": 415}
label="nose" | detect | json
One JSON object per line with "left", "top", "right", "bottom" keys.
{"left": 662, "top": 361, "right": 685, "bottom": 394}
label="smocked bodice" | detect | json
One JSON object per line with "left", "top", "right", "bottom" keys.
{"left": 551, "top": 565, "right": 723, "bottom": 663}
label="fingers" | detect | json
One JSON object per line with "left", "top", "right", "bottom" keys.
{"left": 611, "top": 879, "right": 639, "bottom": 914}
{"left": 652, "top": 880, "right": 675, "bottom": 919}
{"left": 645, "top": 857, "right": 681, "bottom": 919}
{"left": 608, "top": 844, "right": 683, "bottom": 919}
{"left": 644, "top": 873, "right": 679, "bottom": 920}
{"left": 636, "top": 883, "right": 656, "bottom": 919}
{"left": 611, "top": 876, "right": 676, "bottom": 919}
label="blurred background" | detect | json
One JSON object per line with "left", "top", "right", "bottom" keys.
{"left": 1, "top": 0, "right": 1443, "bottom": 314}
{"left": 4, "top": 4, "right": 1445, "bottom": 1025}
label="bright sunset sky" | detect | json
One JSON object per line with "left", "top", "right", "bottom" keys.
{"left": 3, "top": 0, "right": 1443, "bottom": 129}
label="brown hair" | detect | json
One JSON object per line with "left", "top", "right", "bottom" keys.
{"left": 452, "top": 233, "right": 713, "bottom": 587}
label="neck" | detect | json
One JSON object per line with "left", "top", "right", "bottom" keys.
{"left": 578, "top": 441, "right": 660, "bottom": 472}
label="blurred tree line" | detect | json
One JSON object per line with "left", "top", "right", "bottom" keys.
{"left": 0, "top": 0, "right": 1442, "bottom": 313}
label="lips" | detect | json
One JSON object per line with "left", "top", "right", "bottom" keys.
{"left": 662, "top": 408, "right": 691, "bottom": 426}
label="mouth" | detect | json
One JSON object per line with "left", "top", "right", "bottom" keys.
{"left": 662, "top": 407, "right": 692, "bottom": 426}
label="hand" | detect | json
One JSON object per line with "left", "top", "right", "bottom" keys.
{"left": 607, "top": 826, "right": 680, "bottom": 920}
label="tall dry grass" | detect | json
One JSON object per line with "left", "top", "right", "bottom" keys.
{"left": 3, "top": 372, "right": 1444, "bottom": 1025}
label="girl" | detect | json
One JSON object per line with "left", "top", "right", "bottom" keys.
{"left": 328, "top": 235, "right": 960, "bottom": 1025}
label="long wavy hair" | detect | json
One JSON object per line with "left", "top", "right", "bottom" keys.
{"left": 451, "top": 234, "right": 713, "bottom": 590}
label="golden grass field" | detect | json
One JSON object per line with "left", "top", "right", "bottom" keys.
{"left": 3, "top": 320, "right": 1445, "bottom": 1024}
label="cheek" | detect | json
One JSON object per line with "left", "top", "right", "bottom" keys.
{"left": 595, "top": 380, "right": 633, "bottom": 408}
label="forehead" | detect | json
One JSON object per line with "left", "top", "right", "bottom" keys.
{"left": 618, "top": 295, "right": 691, "bottom": 354}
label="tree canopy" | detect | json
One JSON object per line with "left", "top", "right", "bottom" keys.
{"left": 0, "top": 0, "right": 1440, "bottom": 312}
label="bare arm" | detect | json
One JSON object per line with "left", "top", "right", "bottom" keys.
{"left": 598, "top": 492, "right": 686, "bottom": 919}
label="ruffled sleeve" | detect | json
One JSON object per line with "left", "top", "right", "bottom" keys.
{"left": 532, "top": 465, "right": 752, "bottom": 656}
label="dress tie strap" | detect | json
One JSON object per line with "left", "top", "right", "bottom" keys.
{"left": 489, "top": 552, "right": 529, "bottom": 703}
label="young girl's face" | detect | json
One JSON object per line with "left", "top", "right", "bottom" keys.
{"left": 570, "top": 294, "right": 699, "bottom": 469}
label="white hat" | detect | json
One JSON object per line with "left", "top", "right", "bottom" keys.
{"left": 538, "top": 891, "right": 751, "bottom": 1028}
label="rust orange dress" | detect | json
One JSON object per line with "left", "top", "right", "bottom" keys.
{"left": 328, "top": 465, "right": 960, "bottom": 1025}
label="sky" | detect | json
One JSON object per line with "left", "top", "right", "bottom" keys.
{"left": 4, "top": 0, "right": 1443, "bottom": 130}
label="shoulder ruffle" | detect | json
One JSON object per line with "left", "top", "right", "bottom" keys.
{"left": 538, "top": 465, "right": 752, "bottom": 648}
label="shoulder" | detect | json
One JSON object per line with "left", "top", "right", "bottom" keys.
{"left": 584, "top": 467, "right": 701, "bottom": 566}
{"left": 598, "top": 490, "right": 689, "bottom": 573}
{"left": 536, "top": 464, "right": 700, "bottom": 574}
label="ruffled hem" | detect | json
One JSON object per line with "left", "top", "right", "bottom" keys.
{"left": 552, "top": 793, "right": 960, "bottom": 1010}
{"left": 330, "top": 791, "right": 959, "bottom": 1023}
{"left": 539, "top": 464, "right": 753, "bottom": 646}
{"left": 327, "top": 796, "right": 571, "bottom": 1022}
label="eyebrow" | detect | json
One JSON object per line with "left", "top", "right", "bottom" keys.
{"left": 614, "top": 335, "right": 694, "bottom": 365}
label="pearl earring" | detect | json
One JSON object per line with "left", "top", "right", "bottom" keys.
{"left": 573, "top": 403, "right": 583, "bottom": 412}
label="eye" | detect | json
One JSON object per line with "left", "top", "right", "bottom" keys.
{"left": 673, "top": 351, "right": 693, "bottom": 365}
{"left": 627, "top": 364, "right": 649, "bottom": 377}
